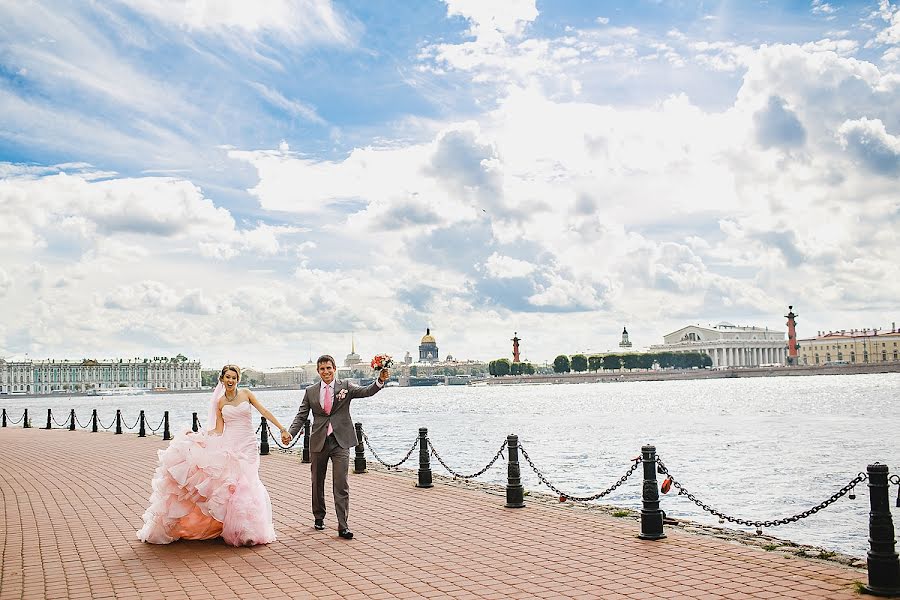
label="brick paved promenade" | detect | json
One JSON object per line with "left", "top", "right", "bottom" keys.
{"left": 0, "top": 427, "right": 876, "bottom": 599}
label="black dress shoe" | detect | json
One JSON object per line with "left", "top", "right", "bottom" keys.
{"left": 338, "top": 529, "right": 353, "bottom": 540}
{"left": 314, "top": 519, "right": 324, "bottom": 531}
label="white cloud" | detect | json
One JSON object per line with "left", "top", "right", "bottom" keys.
{"left": 248, "top": 82, "right": 326, "bottom": 125}
{"left": 117, "top": 0, "right": 357, "bottom": 44}
{"left": 484, "top": 253, "right": 535, "bottom": 279}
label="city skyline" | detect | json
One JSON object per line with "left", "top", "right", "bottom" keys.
{"left": 2, "top": 1, "right": 900, "bottom": 368}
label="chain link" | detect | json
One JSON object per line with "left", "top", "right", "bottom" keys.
{"left": 364, "top": 434, "right": 418, "bottom": 469}
{"left": 427, "top": 438, "right": 507, "bottom": 480}
{"left": 889, "top": 475, "right": 900, "bottom": 485}
{"left": 122, "top": 415, "right": 141, "bottom": 430}
{"left": 255, "top": 422, "right": 262, "bottom": 434}
{"left": 6, "top": 411, "right": 26, "bottom": 425}
{"left": 97, "top": 415, "right": 117, "bottom": 430}
{"left": 147, "top": 415, "right": 166, "bottom": 433}
{"left": 51, "top": 412, "right": 71, "bottom": 428}
{"left": 265, "top": 425, "right": 302, "bottom": 450}
{"left": 73, "top": 413, "right": 91, "bottom": 429}
{"left": 655, "top": 457, "right": 867, "bottom": 528}
{"left": 518, "top": 443, "right": 643, "bottom": 502}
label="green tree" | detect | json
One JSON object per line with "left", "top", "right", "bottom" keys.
{"left": 488, "top": 361, "right": 497, "bottom": 376}
{"left": 510, "top": 362, "right": 522, "bottom": 376}
{"left": 571, "top": 354, "right": 588, "bottom": 372}
{"left": 523, "top": 363, "right": 535, "bottom": 375}
{"left": 553, "top": 355, "right": 571, "bottom": 373}
{"left": 621, "top": 354, "right": 641, "bottom": 370}
{"left": 495, "top": 359, "right": 511, "bottom": 376}
{"left": 638, "top": 353, "right": 655, "bottom": 370}
{"left": 602, "top": 354, "right": 622, "bottom": 370}
{"left": 588, "top": 355, "right": 603, "bottom": 372}
{"left": 410, "top": 366, "right": 418, "bottom": 376}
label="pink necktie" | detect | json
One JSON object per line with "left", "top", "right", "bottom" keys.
{"left": 323, "top": 384, "right": 333, "bottom": 436}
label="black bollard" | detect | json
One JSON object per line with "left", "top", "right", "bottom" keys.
{"left": 115, "top": 410, "right": 122, "bottom": 435}
{"left": 864, "top": 463, "right": 900, "bottom": 596}
{"left": 416, "top": 427, "right": 433, "bottom": 488}
{"left": 162, "top": 411, "right": 172, "bottom": 441}
{"left": 354, "top": 422, "right": 367, "bottom": 474}
{"left": 301, "top": 419, "right": 311, "bottom": 463}
{"left": 638, "top": 444, "right": 666, "bottom": 540}
{"left": 505, "top": 434, "right": 525, "bottom": 508}
{"left": 192, "top": 412, "right": 199, "bottom": 433}
{"left": 45, "top": 409, "right": 52, "bottom": 430}
{"left": 91, "top": 409, "right": 98, "bottom": 433}
{"left": 138, "top": 410, "right": 146, "bottom": 437}
{"left": 23, "top": 408, "right": 30, "bottom": 429}
{"left": 2, "top": 408, "right": 5, "bottom": 427}
{"left": 259, "top": 417, "right": 270, "bottom": 455}
{"left": 68, "top": 409, "right": 75, "bottom": 431}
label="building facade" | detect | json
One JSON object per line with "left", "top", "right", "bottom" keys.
{"left": 0, "top": 356, "right": 201, "bottom": 394}
{"left": 418, "top": 328, "right": 439, "bottom": 362}
{"left": 797, "top": 327, "right": 900, "bottom": 365}
{"left": 649, "top": 323, "right": 786, "bottom": 367}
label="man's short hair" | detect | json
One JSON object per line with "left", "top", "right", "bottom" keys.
{"left": 316, "top": 355, "right": 336, "bottom": 369}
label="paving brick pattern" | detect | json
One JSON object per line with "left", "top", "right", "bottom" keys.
{"left": 0, "top": 427, "right": 880, "bottom": 599}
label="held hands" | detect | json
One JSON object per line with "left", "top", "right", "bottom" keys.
{"left": 280, "top": 429, "right": 292, "bottom": 445}
{"left": 378, "top": 368, "right": 390, "bottom": 383}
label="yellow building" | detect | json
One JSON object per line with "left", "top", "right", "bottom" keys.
{"left": 797, "top": 326, "right": 900, "bottom": 366}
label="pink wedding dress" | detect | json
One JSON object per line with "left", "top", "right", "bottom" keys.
{"left": 137, "top": 402, "right": 277, "bottom": 546}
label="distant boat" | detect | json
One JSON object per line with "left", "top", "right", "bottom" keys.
{"left": 385, "top": 381, "right": 400, "bottom": 387}
{"left": 89, "top": 387, "right": 149, "bottom": 396}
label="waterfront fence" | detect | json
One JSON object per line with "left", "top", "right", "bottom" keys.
{"left": 3, "top": 405, "right": 899, "bottom": 594}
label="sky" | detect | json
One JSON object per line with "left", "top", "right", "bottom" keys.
{"left": 2, "top": 0, "right": 900, "bottom": 369}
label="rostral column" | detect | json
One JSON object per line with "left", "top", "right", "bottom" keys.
{"left": 785, "top": 306, "right": 799, "bottom": 365}
{"left": 511, "top": 332, "right": 521, "bottom": 363}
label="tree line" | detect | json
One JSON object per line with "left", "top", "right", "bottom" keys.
{"left": 552, "top": 352, "right": 712, "bottom": 373}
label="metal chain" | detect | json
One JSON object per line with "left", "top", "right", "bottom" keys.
{"left": 51, "top": 412, "right": 71, "bottom": 428}
{"left": 265, "top": 425, "right": 302, "bottom": 450}
{"left": 97, "top": 415, "right": 117, "bottom": 430}
{"left": 889, "top": 475, "right": 900, "bottom": 485}
{"left": 6, "top": 411, "right": 26, "bottom": 425}
{"left": 147, "top": 415, "right": 166, "bottom": 433}
{"left": 122, "top": 415, "right": 141, "bottom": 430}
{"left": 73, "top": 413, "right": 91, "bottom": 429}
{"left": 427, "top": 438, "right": 507, "bottom": 480}
{"left": 363, "top": 434, "right": 419, "bottom": 469}
{"left": 656, "top": 457, "right": 867, "bottom": 528}
{"left": 255, "top": 422, "right": 262, "bottom": 434}
{"left": 518, "top": 443, "right": 643, "bottom": 502}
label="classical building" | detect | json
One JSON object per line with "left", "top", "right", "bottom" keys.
{"left": 0, "top": 356, "right": 202, "bottom": 394}
{"left": 649, "top": 323, "right": 786, "bottom": 367}
{"left": 344, "top": 335, "right": 362, "bottom": 368}
{"left": 619, "top": 327, "right": 633, "bottom": 349}
{"left": 797, "top": 325, "right": 900, "bottom": 365}
{"left": 418, "top": 328, "right": 439, "bottom": 363}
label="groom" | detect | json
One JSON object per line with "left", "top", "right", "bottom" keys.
{"left": 284, "top": 354, "right": 389, "bottom": 539}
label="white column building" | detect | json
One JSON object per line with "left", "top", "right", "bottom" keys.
{"left": 649, "top": 322, "right": 786, "bottom": 368}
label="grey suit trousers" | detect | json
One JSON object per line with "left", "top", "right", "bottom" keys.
{"left": 311, "top": 433, "right": 350, "bottom": 529}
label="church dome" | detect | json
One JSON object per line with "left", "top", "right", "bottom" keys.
{"left": 421, "top": 328, "right": 436, "bottom": 344}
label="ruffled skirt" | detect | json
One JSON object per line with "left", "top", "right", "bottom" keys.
{"left": 137, "top": 430, "right": 276, "bottom": 546}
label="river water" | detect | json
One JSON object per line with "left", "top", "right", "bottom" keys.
{"left": 3, "top": 372, "right": 898, "bottom": 558}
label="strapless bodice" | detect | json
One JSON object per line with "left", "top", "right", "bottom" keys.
{"left": 221, "top": 403, "right": 256, "bottom": 451}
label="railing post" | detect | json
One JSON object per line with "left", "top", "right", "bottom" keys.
{"left": 115, "top": 410, "right": 122, "bottom": 435}
{"left": 192, "top": 412, "right": 199, "bottom": 432}
{"left": 68, "top": 409, "right": 75, "bottom": 431}
{"left": 91, "top": 409, "right": 98, "bottom": 433}
{"left": 301, "top": 419, "right": 311, "bottom": 463}
{"left": 23, "top": 408, "right": 30, "bottom": 429}
{"left": 354, "top": 422, "right": 367, "bottom": 473}
{"left": 864, "top": 463, "right": 900, "bottom": 596}
{"left": 505, "top": 434, "right": 525, "bottom": 508}
{"left": 162, "top": 411, "right": 172, "bottom": 441}
{"left": 138, "top": 410, "right": 146, "bottom": 437}
{"left": 259, "top": 417, "right": 269, "bottom": 456}
{"left": 1, "top": 409, "right": 5, "bottom": 427}
{"left": 416, "top": 427, "right": 433, "bottom": 488}
{"left": 45, "top": 409, "right": 52, "bottom": 430}
{"left": 638, "top": 444, "right": 666, "bottom": 540}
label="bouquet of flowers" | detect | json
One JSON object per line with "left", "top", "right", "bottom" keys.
{"left": 370, "top": 354, "right": 394, "bottom": 373}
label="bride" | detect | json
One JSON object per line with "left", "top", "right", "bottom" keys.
{"left": 137, "top": 364, "right": 290, "bottom": 546}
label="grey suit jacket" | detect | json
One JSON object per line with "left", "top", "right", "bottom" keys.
{"left": 288, "top": 379, "right": 382, "bottom": 452}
